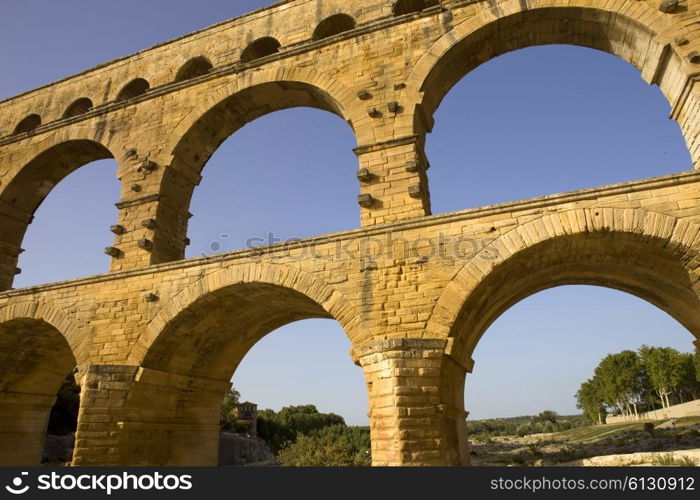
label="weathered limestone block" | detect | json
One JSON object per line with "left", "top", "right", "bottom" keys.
{"left": 73, "top": 364, "right": 230, "bottom": 466}
{"left": 0, "top": 392, "right": 57, "bottom": 466}
{"left": 352, "top": 338, "right": 469, "bottom": 466}
{"left": 355, "top": 135, "right": 432, "bottom": 226}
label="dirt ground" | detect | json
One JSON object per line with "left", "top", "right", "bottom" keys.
{"left": 469, "top": 421, "right": 700, "bottom": 466}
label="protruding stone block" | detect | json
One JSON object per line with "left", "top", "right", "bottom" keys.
{"left": 409, "top": 184, "right": 423, "bottom": 198}
{"left": 137, "top": 239, "right": 153, "bottom": 250}
{"left": 141, "top": 218, "right": 158, "bottom": 229}
{"left": 406, "top": 160, "right": 420, "bottom": 173}
{"left": 358, "top": 193, "right": 374, "bottom": 207}
{"left": 356, "top": 168, "right": 372, "bottom": 182}
{"left": 141, "top": 160, "right": 158, "bottom": 172}
{"left": 659, "top": 0, "right": 679, "bottom": 13}
{"left": 104, "top": 246, "right": 122, "bottom": 257}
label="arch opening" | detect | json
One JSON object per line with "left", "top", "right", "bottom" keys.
{"left": 116, "top": 77, "right": 150, "bottom": 102}
{"left": 313, "top": 14, "right": 356, "bottom": 41}
{"left": 240, "top": 37, "right": 281, "bottom": 63}
{"left": 62, "top": 98, "right": 93, "bottom": 119}
{"left": 132, "top": 279, "right": 366, "bottom": 465}
{"left": 425, "top": 45, "right": 692, "bottom": 213}
{"left": 464, "top": 285, "right": 697, "bottom": 464}
{"left": 165, "top": 80, "right": 357, "bottom": 259}
{"left": 0, "top": 140, "right": 119, "bottom": 288}
{"left": 174, "top": 56, "right": 212, "bottom": 83}
{"left": 449, "top": 231, "right": 700, "bottom": 358}
{"left": 414, "top": 7, "right": 693, "bottom": 212}
{"left": 0, "top": 318, "right": 78, "bottom": 466}
{"left": 13, "top": 114, "right": 41, "bottom": 135}
{"left": 143, "top": 283, "right": 336, "bottom": 380}
{"left": 393, "top": 0, "right": 439, "bottom": 16}
{"left": 417, "top": 8, "right": 679, "bottom": 126}
{"left": 184, "top": 106, "right": 358, "bottom": 256}
{"left": 439, "top": 227, "right": 700, "bottom": 463}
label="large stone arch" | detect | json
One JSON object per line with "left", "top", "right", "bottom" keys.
{"left": 429, "top": 208, "right": 700, "bottom": 365}
{"left": 397, "top": 0, "right": 699, "bottom": 165}
{"left": 132, "top": 261, "right": 365, "bottom": 366}
{"left": 165, "top": 69, "right": 361, "bottom": 173}
{"left": 0, "top": 138, "right": 120, "bottom": 290}
{"left": 0, "top": 301, "right": 85, "bottom": 359}
{"left": 0, "top": 301, "right": 83, "bottom": 465}
{"left": 153, "top": 70, "right": 364, "bottom": 263}
{"left": 104, "top": 262, "right": 366, "bottom": 465}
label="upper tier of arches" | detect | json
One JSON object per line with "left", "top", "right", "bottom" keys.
{"left": 0, "top": 0, "right": 696, "bottom": 290}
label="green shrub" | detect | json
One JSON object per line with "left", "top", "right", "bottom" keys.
{"left": 651, "top": 453, "right": 698, "bottom": 466}
{"left": 278, "top": 425, "right": 371, "bottom": 467}
{"left": 257, "top": 405, "right": 346, "bottom": 453}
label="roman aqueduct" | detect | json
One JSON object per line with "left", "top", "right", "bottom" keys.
{"left": 0, "top": 0, "right": 699, "bottom": 465}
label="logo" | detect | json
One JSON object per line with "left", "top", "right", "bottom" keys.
{"left": 5, "top": 472, "right": 29, "bottom": 495}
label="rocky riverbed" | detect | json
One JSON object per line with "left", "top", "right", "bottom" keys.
{"left": 469, "top": 421, "right": 700, "bottom": 466}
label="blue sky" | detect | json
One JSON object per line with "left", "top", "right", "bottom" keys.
{"left": 0, "top": 1, "right": 695, "bottom": 424}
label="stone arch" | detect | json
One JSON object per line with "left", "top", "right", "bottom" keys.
{"left": 62, "top": 97, "right": 93, "bottom": 119}
{"left": 174, "top": 56, "right": 212, "bottom": 83}
{"left": 392, "top": 0, "right": 439, "bottom": 16}
{"left": 166, "top": 71, "right": 358, "bottom": 162}
{"left": 398, "top": 0, "right": 698, "bottom": 164}
{"left": 166, "top": 77, "right": 357, "bottom": 178}
{"left": 115, "top": 77, "right": 150, "bottom": 102}
{"left": 240, "top": 37, "right": 281, "bottom": 63}
{"left": 121, "top": 262, "right": 364, "bottom": 465}
{"left": 132, "top": 262, "right": 364, "bottom": 367}
{"left": 0, "top": 302, "right": 83, "bottom": 465}
{"left": 13, "top": 114, "right": 41, "bottom": 135}
{"left": 155, "top": 72, "right": 362, "bottom": 261}
{"left": 429, "top": 208, "right": 700, "bottom": 364}
{"left": 0, "top": 301, "right": 85, "bottom": 358}
{"left": 313, "top": 14, "right": 356, "bottom": 41}
{"left": 0, "top": 139, "right": 115, "bottom": 214}
{"left": 0, "top": 138, "right": 118, "bottom": 289}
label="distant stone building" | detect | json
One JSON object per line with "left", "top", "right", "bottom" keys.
{"left": 233, "top": 402, "right": 258, "bottom": 436}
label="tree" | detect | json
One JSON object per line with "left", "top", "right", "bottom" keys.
{"left": 639, "top": 346, "right": 686, "bottom": 408}
{"left": 257, "top": 409, "right": 297, "bottom": 452}
{"left": 576, "top": 346, "right": 698, "bottom": 420}
{"left": 537, "top": 410, "right": 558, "bottom": 424}
{"left": 576, "top": 377, "right": 606, "bottom": 424}
{"left": 276, "top": 405, "right": 345, "bottom": 435}
{"left": 256, "top": 405, "right": 346, "bottom": 453}
{"left": 675, "top": 352, "right": 699, "bottom": 403}
{"left": 219, "top": 389, "right": 241, "bottom": 430}
{"left": 277, "top": 425, "right": 371, "bottom": 467}
{"left": 594, "top": 350, "right": 647, "bottom": 417}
